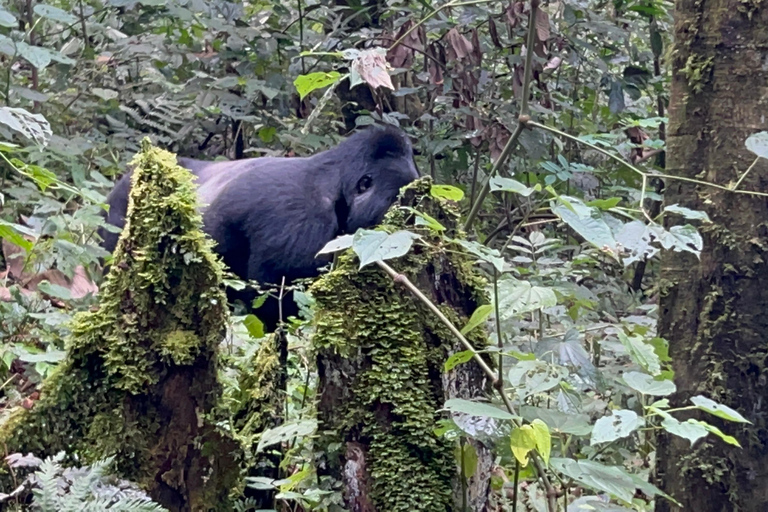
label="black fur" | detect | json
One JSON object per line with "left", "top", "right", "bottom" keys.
{"left": 99, "top": 125, "right": 419, "bottom": 331}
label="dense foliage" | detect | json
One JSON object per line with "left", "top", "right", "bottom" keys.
{"left": 0, "top": 0, "right": 753, "bottom": 510}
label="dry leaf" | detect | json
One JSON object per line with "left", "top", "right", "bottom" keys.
{"left": 489, "top": 18, "right": 502, "bottom": 48}
{"left": 446, "top": 28, "right": 473, "bottom": 61}
{"left": 535, "top": 9, "right": 550, "bottom": 43}
{"left": 351, "top": 49, "right": 394, "bottom": 90}
{"left": 543, "top": 56, "right": 562, "bottom": 73}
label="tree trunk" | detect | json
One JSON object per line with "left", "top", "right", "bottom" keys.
{"left": 311, "top": 179, "right": 494, "bottom": 512}
{"left": 655, "top": 3, "right": 768, "bottom": 511}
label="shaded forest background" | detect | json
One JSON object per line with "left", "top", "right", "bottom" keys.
{"left": 0, "top": 0, "right": 765, "bottom": 510}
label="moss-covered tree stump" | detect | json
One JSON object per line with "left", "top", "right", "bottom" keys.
{"left": 0, "top": 139, "right": 240, "bottom": 511}
{"left": 311, "top": 178, "right": 494, "bottom": 512}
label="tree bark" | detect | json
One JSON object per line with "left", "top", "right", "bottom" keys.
{"left": 655, "top": 3, "right": 768, "bottom": 511}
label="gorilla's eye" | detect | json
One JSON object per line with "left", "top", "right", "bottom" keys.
{"left": 357, "top": 175, "right": 373, "bottom": 193}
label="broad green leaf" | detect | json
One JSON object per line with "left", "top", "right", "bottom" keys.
{"left": 496, "top": 277, "right": 557, "bottom": 319}
{"left": 745, "top": 131, "right": 768, "bottom": 159}
{"left": 442, "top": 398, "right": 516, "bottom": 420}
{"left": 664, "top": 204, "right": 711, "bottom": 223}
{"left": 17, "top": 350, "right": 66, "bottom": 363}
{"left": 510, "top": 425, "right": 537, "bottom": 465}
{"left": 648, "top": 224, "right": 702, "bottom": 257}
{"left": 520, "top": 406, "right": 592, "bottom": 436}
{"left": 34, "top": 4, "right": 78, "bottom": 24}
{"left": 660, "top": 417, "right": 708, "bottom": 446}
{"left": 458, "top": 240, "right": 504, "bottom": 273}
{"left": 530, "top": 419, "right": 551, "bottom": 463}
{"left": 552, "top": 195, "right": 617, "bottom": 254}
{"left": 617, "top": 331, "right": 661, "bottom": 375}
{"left": 694, "top": 419, "right": 741, "bottom": 446}
{"left": 0, "top": 8, "right": 16, "bottom": 27}
{"left": 460, "top": 304, "right": 492, "bottom": 335}
{"left": 456, "top": 443, "right": 478, "bottom": 479}
{"left": 0, "top": 221, "right": 34, "bottom": 251}
{"left": 551, "top": 458, "right": 648, "bottom": 503}
{"left": 294, "top": 71, "right": 341, "bottom": 100}
{"left": 591, "top": 410, "right": 644, "bottom": 445}
{"left": 36, "top": 280, "right": 72, "bottom": 300}
{"left": 489, "top": 175, "right": 540, "bottom": 197}
{"left": 431, "top": 184, "right": 464, "bottom": 201}
{"left": 586, "top": 197, "right": 621, "bottom": 209}
{"left": 507, "top": 360, "right": 567, "bottom": 401}
{"left": 257, "top": 420, "right": 317, "bottom": 452}
{"left": 408, "top": 208, "right": 445, "bottom": 232}
{"left": 0, "top": 107, "right": 52, "bottom": 146}
{"left": 444, "top": 350, "right": 474, "bottom": 372}
{"left": 623, "top": 371, "right": 676, "bottom": 396}
{"left": 243, "top": 314, "right": 265, "bottom": 339}
{"left": 691, "top": 396, "right": 750, "bottom": 424}
{"left": 316, "top": 234, "right": 354, "bottom": 256}
{"left": 352, "top": 229, "right": 420, "bottom": 268}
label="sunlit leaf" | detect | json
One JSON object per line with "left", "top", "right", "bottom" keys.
{"left": 489, "top": 175, "right": 540, "bottom": 197}
{"left": 590, "top": 410, "right": 644, "bottom": 445}
{"left": 623, "top": 371, "right": 676, "bottom": 396}
{"left": 294, "top": 71, "right": 342, "bottom": 100}
{"left": 257, "top": 420, "right": 317, "bottom": 452}
{"left": 34, "top": 4, "right": 78, "bottom": 24}
{"left": 460, "top": 304, "right": 492, "bottom": 335}
{"left": 352, "top": 229, "right": 420, "bottom": 268}
{"left": 496, "top": 277, "right": 557, "bottom": 319}
{"left": 431, "top": 184, "right": 465, "bottom": 201}
{"left": 510, "top": 425, "right": 537, "bottom": 465}
{"left": 243, "top": 314, "right": 265, "bottom": 339}
{"left": 316, "top": 234, "right": 354, "bottom": 256}
{"left": 552, "top": 195, "right": 617, "bottom": 255}
{"left": 745, "top": 131, "right": 768, "bottom": 159}
{"left": 530, "top": 419, "right": 551, "bottom": 463}
{"left": 660, "top": 417, "right": 708, "bottom": 446}
{"left": 443, "top": 398, "right": 516, "bottom": 420}
{"left": 691, "top": 395, "right": 750, "bottom": 424}
{"left": 0, "top": 7, "right": 15, "bottom": 27}
{"left": 664, "top": 204, "right": 711, "bottom": 223}
{"left": 444, "top": 350, "right": 474, "bottom": 372}
{"left": 458, "top": 240, "right": 504, "bottom": 273}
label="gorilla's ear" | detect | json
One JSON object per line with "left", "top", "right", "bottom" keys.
{"left": 368, "top": 126, "right": 410, "bottom": 160}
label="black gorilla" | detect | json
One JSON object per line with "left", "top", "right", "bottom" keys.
{"left": 100, "top": 125, "right": 420, "bottom": 330}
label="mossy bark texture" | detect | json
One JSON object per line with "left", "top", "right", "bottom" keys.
{"left": 655, "top": 3, "right": 768, "bottom": 511}
{"left": 311, "top": 178, "right": 493, "bottom": 512}
{"left": 0, "top": 139, "right": 239, "bottom": 511}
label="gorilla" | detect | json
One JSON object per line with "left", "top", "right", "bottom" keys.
{"left": 100, "top": 124, "right": 420, "bottom": 331}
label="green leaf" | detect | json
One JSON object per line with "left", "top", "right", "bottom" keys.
{"left": 650, "top": 30, "right": 663, "bottom": 57}
{"left": 496, "top": 277, "right": 557, "bottom": 319}
{"left": 489, "top": 176, "right": 540, "bottom": 197}
{"left": 623, "top": 371, "right": 676, "bottom": 396}
{"left": 691, "top": 395, "right": 750, "bottom": 424}
{"left": 243, "top": 314, "right": 265, "bottom": 339}
{"left": 458, "top": 240, "right": 504, "bottom": 273}
{"left": 0, "top": 107, "right": 52, "bottom": 145}
{"left": 0, "top": 8, "right": 16, "bottom": 27}
{"left": 457, "top": 443, "right": 478, "bottom": 479}
{"left": 316, "top": 234, "right": 354, "bottom": 256}
{"left": 17, "top": 350, "right": 66, "bottom": 363}
{"left": 664, "top": 204, "right": 711, "bottom": 223}
{"left": 586, "top": 197, "right": 621, "bottom": 209}
{"left": 409, "top": 209, "right": 446, "bottom": 232}
{"left": 0, "top": 221, "right": 34, "bottom": 251}
{"left": 442, "top": 398, "right": 516, "bottom": 420}
{"left": 34, "top": 4, "right": 79, "bottom": 24}
{"left": 617, "top": 331, "right": 661, "bottom": 375}
{"left": 745, "top": 131, "right": 768, "bottom": 159}
{"left": 530, "top": 419, "right": 551, "bottom": 463}
{"left": 430, "top": 184, "right": 464, "bottom": 201}
{"left": 551, "top": 458, "right": 653, "bottom": 503}
{"left": 590, "top": 410, "right": 644, "bottom": 445}
{"left": 444, "top": 350, "right": 474, "bottom": 372}
{"left": 352, "top": 229, "right": 420, "bottom": 268}
{"left": 460, "top": 304, "right": 492, "bottom": 335}
{"left": 257, "top": 420, "right": 317, "bottom": 452}
{"left": 36, "top": 280, "right": 72, "bottom": 300}
{"left": 552, "top": 196, "right": 617, "bottom": 253}
{"left": 510, "top": 425, "right": 537, "bottom": 465}
{"left": 693, "top": 419, "right": 741, "bottom": 447}
{"left": 660, "top": 417, "right": 708, "bottom": 446}
{"left": 294, "top": 71, "right": 341, "bottom": 100}
{"left": 520, "top": 406, "right": 592, "bottom": 436}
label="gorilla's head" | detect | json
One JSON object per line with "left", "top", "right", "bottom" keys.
{"left": 335, "top": 125, "right": 420, "bottom": 234}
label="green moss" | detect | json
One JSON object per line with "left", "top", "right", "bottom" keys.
{"left": 311, "top": 177, "right": 491, "bottom": 512}
{"left": 680, "top": 54, "right": 713, "bottom": 94}
{"left": 0, "top": 138, "right": 238, "bottom": 509}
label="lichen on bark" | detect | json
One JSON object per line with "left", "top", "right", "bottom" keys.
{"left": 0, "top": 138, "right": 239, "bottom": 510}
{"left": 311, "top": 177, "right": 493, "bottom": 512}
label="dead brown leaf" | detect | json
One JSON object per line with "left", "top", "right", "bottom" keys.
{"left": 535, "top": 9, "right": 550, "bottom": 43}
{"left": 446, "top": 28, "right": 473, "bottom": 61}
{"left": 352, "top": 49, "right": 394, "bottom": 90}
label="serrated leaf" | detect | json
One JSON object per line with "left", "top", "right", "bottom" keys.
{"left": 294, "top": 71, "right": 341, "bottom": 100}
{"left": 443, "top": 398, "right": 515, "bottom": 420}
{"left": 660, "top": 417, "right": 708, "bottom": 445}
{"left": 530, "top": 419, "right": 551, "bottom": 463}
{"left": 431, "top": 184, "right": 464, "bottom": 201}
{"left": 591, "top": 410, "right": 644, "bottom": 445}
{"left": 623, "top": 371, "right": 676, "bottom": 396}
{"left": 691, "top": 396, "right": 750, "bottom": 423}
{"left": 257, "top": 420, "right": 317, "bottom": 452}
{"left": 352, "top": 229, "right": 419, "bottom": 268}
{"left": 745, "top": 131, "right": 768, "bottom": 159}
{"left": 664, "top": 204, "right": 711, "bottom": 223}
{"left": 34, "top": 4, "right": 78, "bottom": 24}
{"left": 444, "top": 350, "right": 474, "bottom": 372}
{"left": 460, "top": 304, "right": 492, "bottom": 335}
{"left": 510, "top": 425, "right": 537, "bottom": 465}
{"left": 316, "top": 234, "right": 354, "bottom": 256}
{"left": 489, "top": 175, "right": 540, "bottom": 197}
